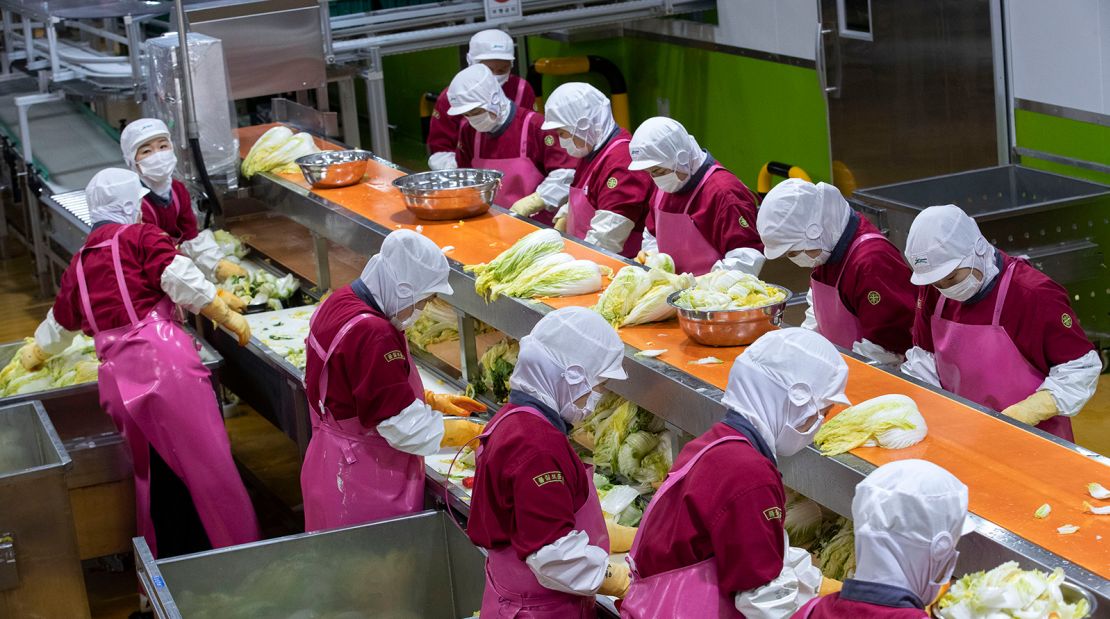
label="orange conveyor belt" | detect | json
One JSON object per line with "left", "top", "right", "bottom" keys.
{"left": 239, "top": 125, "right": 1109, "bottom": 579}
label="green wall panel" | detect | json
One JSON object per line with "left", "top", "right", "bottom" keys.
{"left": 380, "top": 47, "right": 462, "bottom": 142}
{"left": 1014, "top": 109, "right": 1110, "bottom": 185}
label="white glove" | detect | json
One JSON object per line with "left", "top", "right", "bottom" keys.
{"left": 713, "top": 247, "right": 766, "bottom": 276}
{"left": 584, "top": 210, "right": 635, "bottom": 254}
{"left": 1039, "top": 349, "right": 1101, "bottom": 416}
{"left": 734, "top": 534, "right": 821, "bottom": 619}
{"left": 852, "top": 339, "right": 904, "bottom": 366}
{"left": 161, "top": 255, "right": 217, "bottom": 313}
{"left": 377, "top": 398, "right": 445, "bottom": 456}
{"left": 428, "top": 151, "right": 458, "bottom": 171}
{"left": 34, "top": 308, "right": 77, "bottom": 355}
{"left": 178, "top": 229, "right": 223, "bottom": 282}
{"left": 640, "top": 228, "right": 659, "bottom": 254}
{"left": 525, "top": 530, "right": 609, "bottom": 596}
{"left": 901, "top": 346, "right": 941, "bottom": 387}
{"left": 537, "top": 168, "right": 575, "bottom": 208}
{"left": 801, "top": 288, "right": 818, "bottom": 331}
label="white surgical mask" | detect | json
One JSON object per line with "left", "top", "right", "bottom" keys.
{"left": 139, "top": 150, "right": 177, "bottom": 184}
{"left": 936, "top": 272, "right": 981, "bottom": 302}
{"left": 467, "top": 111, "right": 501, "bottom": 133}
{"left": 494, "top": 72, "right": 510, "bottom": 86}
{"left": 559, "top": 136, "right": 591, "bottom": 158}
{"left": 775, "top": 415, "right": 821, "bottom": 457}
{"left": 788, "top": 250, "right": 829, "bottom": 269}
{"left": 560, "top": 388, "right": 604, "bottom": 425}
{"left": 652, "top": 172, "right": 685, "bottom": 193}
{"left": 391, "top": 307, "right": 422, "bottom": 332}
{"left": 921, "top": 547, "right": 959, "bottom": 606}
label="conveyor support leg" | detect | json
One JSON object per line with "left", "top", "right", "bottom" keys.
{"left": 458, "top": 312, "right": 480, "bottom": 387}
{"left": 312, "top": 232, "right": 332, "bottom": 292}
{"left": 337, "top": 75, "right": 360, "bottom": 148}
{"left": 361, "top": 47, "right": 391, "bottom": 160}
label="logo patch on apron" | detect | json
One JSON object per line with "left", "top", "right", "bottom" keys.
{"left": 606, "top": 177, "right": 619, "bottom": 189}
{"left": 739, "top": 216, "right": 750, "bottom": 228}
{"left": 868, "top": 291, "right": 881, "bottom": 305}
{"left": 432, "top": 110, "right": 440, "bottom": 119}
{"left": 1062, "top": 313, "right": 1074, "bottom": 329}
{"left": 384, "top": 350, "right": 405, "bottom": 362}
{"left": 763, "top": 507, "right": 783, "bottom": 521}
{"left": 544, "top": 135, "right": 555, "bottom": 146}
{"left": 533, "top": 471, "right": 564, "bottom": 487}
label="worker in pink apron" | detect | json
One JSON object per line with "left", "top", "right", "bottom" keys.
{"left": 20, "top": 168, "right": 258, "bottom": 558}
{"left": 300, "top": 230, "right": 484, "bottom": 531}
{"left": 121, "top": 119, "right": 247, "bottom": 298}
{"left": 541, "top": 83, "right": 653, "bottom": 258}
{"left": 628, "top": 117, "right": 764, "bottom": 276}
{"left": 444, "top": 64, "right": 575, "bottom": 226}
{"left": 467, "top": 307, "right": 631, "bottom": 617}
{"left": 622, "top": 329, "right": 849, "bottom": 618}
{"left": 793, "top": 459, "right": 974, "bottom": 619}
{"left": 758, "top": 179, "right": 916, "bottom": 363}
{"left": 428, "top": 29, "right": 537, "bottom": 171}
{"left": 900, "top": 205, "right": 1099, "bottom": 442}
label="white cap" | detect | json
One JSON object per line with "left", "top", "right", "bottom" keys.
{"left": 86, "top": 168, "right": 150, "bottom": 225}
{"left": 904, "top": 205, "right": 993, "bottom": 286}
{"left": 627, "top": 117, "right": 702, "bottom": 175}
{"left": 446, "top": 64, "right": 507, "bottom": 117}
{"left": 541, "top": 82, "right": 618, "bottom": 147}
{"left": 467, "top": 29, "right": 515, "bottom": 64}
{"left": 510, "top": 307, "right": 626, "bottom": 415}
{"left": 756, "top": 178, "right": 852, "bottom": 260}
{"left": 359, "top": 229, "right": 453, "bottom": 319}
{"left": 722, "top": 328, "right": 850, "bottom": 452}
{"left": 120, "top": 118, "right": 171, "bottom": 170}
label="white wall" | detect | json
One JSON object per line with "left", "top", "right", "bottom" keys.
{"left": 716, "top": 0, "right": 819, "bottom": 61}
{"left": 1007, "top": 0, "right": 1110, "bottom": 115}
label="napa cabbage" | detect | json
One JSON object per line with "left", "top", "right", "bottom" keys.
{"left": 241, "top": 127, "right": 320, "bottom": 178}
{"left": 936, "top": 562, "right": 1089, "bottom": 619}
{"left": 466, "top": 229, "right": 564, "bottom": 300}
{"left": 814, "top": 394, "right": 927, "bottom": 456}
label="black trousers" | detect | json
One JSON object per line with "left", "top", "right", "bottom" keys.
{"left": 148, "top": 446, "right": 212, "bottom": 558}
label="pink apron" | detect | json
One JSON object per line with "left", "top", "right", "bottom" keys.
{"left": 931, "top": 260, "right": 1073, "bottom": 441}
{"left": 622, "top": 435, "right": 749, "bottom": 619}
{"left": 78, "top": 228, "right": 259, "bottom": 558}
{"left": 473, "top": 110, "right": 551, "bottom": 225}
{"left": 796, "top": 597, "right": 819, "bottom": 617}
{"left": 568, "top": 137, "right": 642, "bottom": 258}
{"left": 810, "top": 232, "right": 886, "bottom": 349}
{"left": 651, "top": 163, "right": 724, "bottom": 276}
{"left": 300, "top": 311, "right": 427, "bottom": 531}
{"left": 477, "top": 406, "right": 610, "bottom": 618}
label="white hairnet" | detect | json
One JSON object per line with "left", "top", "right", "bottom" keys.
{"left": 627, "top": 117, "right": 705, "bottom": 176}
{"left": 120, "top": 118, "right": 172, "bottom": 169}
{"left": 722, "top": 328, "right": 850, "bottom": 452}
{"left": 757, "top": 179, "right": 852, "bottom": 260}
{"left": 467, "top": 29, "right": 515, "bottom": 64}
{"left": 541, "top": 83, "right": 618, "bottom": 147}
{"left": 853, "top": 459, "right": 975, "bottom": 602}
{"left": 86, "top": 168, "right": 150, "bottom": 225}
{"left": 905, "top": 204, "right": 997, "bottom": 286}
{"left": 509, "top": 307, "right": 626, "bottom": 414}
{"left": 359, "top": 230, "right": 453, "bottom": 318}
{"left": 446, "top": 64, "right": 508, "bottom": 117}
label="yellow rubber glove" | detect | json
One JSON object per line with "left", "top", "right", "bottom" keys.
{"left": 605, "top": 519, "right": 637, "bottom": 553}
{"left": 554, "top": 215, "right": 567, "bottom": 233}
{"left": 441, "top": 418, "right": 485, "bottom": 448}
{"left": 510, "top": 193, "right": 547, "bottom": 217}
{"left": 425, "top": 390, "right": 486, "bottom": 417}
{"left": 598, "top": 562, "right": 631, "bottom": 598}
{"left": 1000, "top": 390, "right": 1058, "bottom": 426}
{"left": 17, "top": 341, "right": 49, "bottom": 371}
{"left": 201, "top": 296, "right": 252, "bottom": 346}
{"left": 634, "top": 250, "right": 648, "bottom": 265}
{"left": 214, "top": 259, "right": 247, "bottom": 282}
{"left": 217, "top": 289, "right": 248, "bottom": 313}
{"left": 819, "top": 577, "right": 843, "bottom": 596}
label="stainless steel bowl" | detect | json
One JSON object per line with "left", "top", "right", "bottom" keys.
{"left": 666, "top": 285, "right": 791, "bottom": 347}
{"left": 392, "top": 168, "right": 502, "bottom": 220}
{"left": 932, "top": 581, "right": 1096, "bottom": 618}
{"left": 295, "top": 149, "right": 372, "bottom": 189}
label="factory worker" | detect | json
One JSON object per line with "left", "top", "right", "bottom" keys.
{"left": 542, "top": 83, "right": 653, "bottom": 258}
{"left": 428, "top": 29, "right": 537, "bottom": 171}
{"left": 445, "top": 64, "right": 575, "bottom": 225}
{"left": 120, "top": 119, "right": 247, "bottom": 296}
{"left": 901, "top": 205, "right": 1099, "bottom": 441}
{"left": 622, "top": 328, "right": 849, "bottom": 619}
{"left": 758, "top": 179, "right": 916, "bottom": 364}
{"left": 300, "top": 230, "right": 485, "bottom": 531}
{"left": 793, "top": 459, "right": 973, "bottom": 618}
{"left": 467, "top": 307, "right": 630, "bottom": 617}
{"left": 18, "top": 168, "right": 257, "bottom": 558}
{"left": 628, "top": 117, "right": 764, "bottom": 276}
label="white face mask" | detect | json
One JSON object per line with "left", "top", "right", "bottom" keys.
{"left": 390, "top": 307, "right": 422, "bottom": 332}
{"left": 559, "top": 136, "right": 591, "bottom": 158}
{"left": 788, "top": 250, "right": 830, "bottom": 269}
{"left": 921, "top": 548, "right": 959, "bottom": 606}
{"left": 775, "top": 415, "right": 821, "bottom": 457}
{"left": 652, "top": 172, "right": 685, "bottom": 193}
{"left": 467, "top": 111, "right": 501, "bottom": 133}
{"left": 494, "top": 72, "right": 510, "bottom": 86}
{"left": 139, "top": 150, "right": 177, "bottom": 184}
{"left": 936, "top": 272, "right": 981, "bottom": 302}
{"left": 560, "top": 388, "right": 604, "bottom": 425}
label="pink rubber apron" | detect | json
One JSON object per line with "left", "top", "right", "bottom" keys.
{"left": 568, "top": 137, "right": 642, "bottom": 258}
{"left": 512, "top": 77, "right": 527, "bottom": 107}
{"left": 622, "top": 435, "right": 749, "bottom": 619}
{"left": 77, "top": 228, "right": 259, "bottom": 558}
{"left": 300, "top": 311, "right": 427, "bottom": 531}
{"left": 473, "top": 110, "right": 551, "bottom": 225}
{"left": 931, "top": 259, "right": 1074, "bottom": 441}
{"left": 477, "top": 406, "right": 610, "bottom": 618}
{"left": 809, "top": 232, "right": 886, "bottom": 349}
{"left": 651, "top": 163, "right": 724, "bottom": 276}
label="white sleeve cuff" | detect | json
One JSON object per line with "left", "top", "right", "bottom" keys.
{"left": 34, "top": 308, "right": 78, "bottom": 355}
{"left": 901, "top": 346, "right": 941, "bottom": 387}
{"left": 801, "top": 288, "right": 818, "bottom": 331}
{"left": 714, "top": 248, "right": 766, "bottom": 276}
{"left": 160, "top": 255, "right": 217, "bottom": 313}
{"left": 377, "top": 398, "right": 445, "bottom": 456}
{"left": 852, "top": 339, "right": 904, "bottom": 366}
{"left": 525, "top": 530, "right": 608, "bottom": 596}
{"left": 1039, "top": 349, "right": 1102, "bottom": 416}
{"left": 585, "top": 210, "right": 635, "bottom": 254}
{"left": 537, "top": 168, "right": 575, "bottom": 208}
{"left": 428, "top": 151, "right": 458, "bottom": 171}
{"left": 733, "top": 536, "right": 819, "bottom": 619}
{"left": 641, "top": 228, "right": 658, "bottom": 254}
{"left": 179, "top": 229, "right": 222, "bottom": 281}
